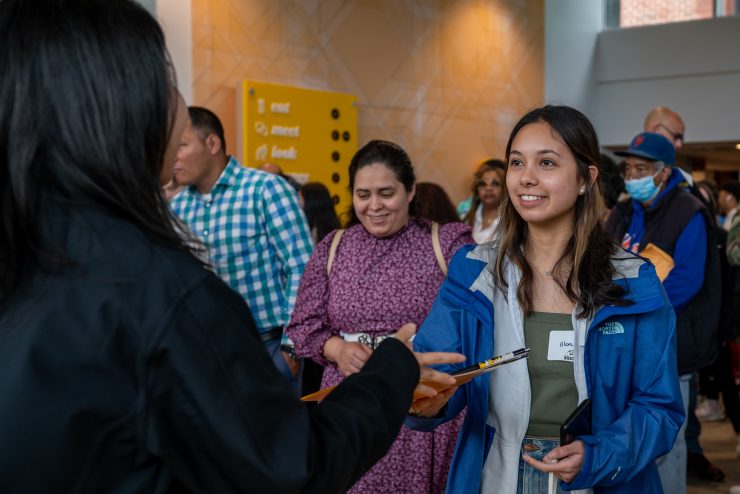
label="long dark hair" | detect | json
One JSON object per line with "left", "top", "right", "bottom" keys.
{"left": 346, "top": 140, "right": 416, "bottom": 226}
{"left": 300, "top": 182, "right": 341, "bottom": 242}
{"left": 0, "top": 0, "right": 185, "bottom": 302}
{"left": 494, "top": 105, "right": 630, "bottom": 318}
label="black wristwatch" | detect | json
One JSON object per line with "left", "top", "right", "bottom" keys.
{"left": 280, "top": 344, "right": 299, "bottom": 360}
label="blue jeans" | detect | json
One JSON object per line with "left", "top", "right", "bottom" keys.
{"left": 518, "top": 437, "right": 566, "bottom": 494}
{"left": 686, "top": 372, "right": 702, "bottom": 453}
{"left": 656, "top": 373, "right": 689, "bottom": 494}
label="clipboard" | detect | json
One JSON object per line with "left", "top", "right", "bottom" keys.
{"left": 300, "top": 348, "right": 530, "bottom": 402}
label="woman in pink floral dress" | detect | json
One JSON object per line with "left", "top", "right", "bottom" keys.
{"left": 287, "top": 140, "right": 473, "bottom": 493}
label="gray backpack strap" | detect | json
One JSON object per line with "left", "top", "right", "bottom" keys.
{"left": 431, "top": 222, "right": 447, "bottom": 276}
{"left": 326, "top": 229, "right": 346, "bottom": 276}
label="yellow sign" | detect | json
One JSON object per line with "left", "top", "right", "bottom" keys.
{"left": 237, "top": 81, "right": 358, "bottom": 216}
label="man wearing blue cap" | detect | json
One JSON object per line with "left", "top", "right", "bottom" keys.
{"left": 606, "top": 132, "right": 721, "bottom": 493}
{"left": 646, "top": 107, "right": 729, "bottom": 485}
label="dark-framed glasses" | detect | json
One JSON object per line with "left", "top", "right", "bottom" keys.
{"left": 658, "top": 123, "right": 684, "bottom": 143}
{"left": 622, "top": 161, "right": 665, "bottom": 180}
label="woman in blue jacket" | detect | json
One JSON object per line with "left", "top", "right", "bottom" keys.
{"left": 408, "top": 105, "right": 684, "bottom": 493}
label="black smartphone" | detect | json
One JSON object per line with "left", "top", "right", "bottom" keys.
{"left": 560, "top": 399, "right": 592, "bottom": 446}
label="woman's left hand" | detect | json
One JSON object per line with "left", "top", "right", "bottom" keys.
{"left": 522, "top": 440, "right": 584, "bottom": 483}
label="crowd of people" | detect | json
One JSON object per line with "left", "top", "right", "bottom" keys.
{"left": 2, "top": 0, "right": 740, "bottom": 493}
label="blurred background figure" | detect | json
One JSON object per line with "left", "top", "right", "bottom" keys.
{"left": 644, "top": 106, "right": 686, "bottom": 151}
{"left": 695, "top": 179, "right": 740, "bottom": 460}
{"left": 296, "top": 181, "right": 341, "bottom": 395}
{"left": 606, "top": 131, "right": 722, "bottom": 488}
{"left": 462, "top": 159, "right": 506, "bottom": 243}
{"left": 299, "top": 182, "right": 341, "bottom": 245}
{"left": 414, "top": 182, "right": 461, "bottom": 224}
{"left": 719, "top": 180, "right": 740, "bottom": 231}
{"left": 696, "top": 180, "right": 721, "bottom": 225}
{"left": 260, "top": 162, "right": 302, "bottom": 191}
{"left": 644, "top": 106, "right": 727, "bottom": 486}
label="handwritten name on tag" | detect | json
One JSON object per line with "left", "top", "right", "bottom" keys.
{"left": 547, "top": 330, "right": 574, "bottom": 362}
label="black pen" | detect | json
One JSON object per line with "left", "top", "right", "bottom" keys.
{"left": 452, "top": 347, "right": 530, "bottom": 376}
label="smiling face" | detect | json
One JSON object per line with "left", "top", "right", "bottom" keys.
{"left": 506, "top": 121, "right": 593, "bottom": 231}
{"left": 352, "top": 163, "right": 415, "bottom": 238}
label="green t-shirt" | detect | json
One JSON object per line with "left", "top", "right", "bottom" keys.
{"left": 524, "top": 311, "right": 579, "bottom": 437}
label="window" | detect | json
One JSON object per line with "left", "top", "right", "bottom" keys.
{"left": 606, "top": 0, "right": 738, "bottom": 29}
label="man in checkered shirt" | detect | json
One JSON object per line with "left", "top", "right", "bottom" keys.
{"left": 170, "top": 106, "right": 312, "bottom": 390}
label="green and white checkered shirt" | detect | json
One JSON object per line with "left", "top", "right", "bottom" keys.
{"left": 170, "top": 156, "right": 313, "bottom": 338}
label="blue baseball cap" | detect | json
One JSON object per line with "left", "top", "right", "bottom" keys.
{"left": 615, "top": 132, "right": 675, "bottom": 166}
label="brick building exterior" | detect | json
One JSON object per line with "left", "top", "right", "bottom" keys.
{"left": 619, "top": 0, "right": 735, "bottom": 28}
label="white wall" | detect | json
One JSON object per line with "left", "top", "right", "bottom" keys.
{"left": 156, "top": 0, "right": 193, "bottom": 104}
{"left": 545, "top": 1, "right": 740, "bottom": 146}
{"left": 544, "top": 0, "right": 604, "bottom": 123}
{"left": 135, "top": 0, "right": 155, "bottom": 16}
{"left": 595, "top": 16, "right": 740, "bottom": 145}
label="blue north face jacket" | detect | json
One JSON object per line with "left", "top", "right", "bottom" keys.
{"left": 408, "top": 244, "right": 684, "bottom": 494}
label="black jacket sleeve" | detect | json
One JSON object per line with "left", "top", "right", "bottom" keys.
{"left": 144, "top": 274, "right": 418, "bottom": 493}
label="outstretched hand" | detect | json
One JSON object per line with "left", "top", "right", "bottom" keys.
{"left": 394, "top": 323, "right": 465, "bottom": 413}
{"left": 522, "top": 440, "right": 585, "bottom": 484}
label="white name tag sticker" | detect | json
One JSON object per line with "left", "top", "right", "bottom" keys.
{"left": 547, "top": 331, "right": 574, "bottom": 362}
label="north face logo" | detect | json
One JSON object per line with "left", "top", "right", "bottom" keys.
{"left": 599, "top": 322, "right": 624, "bottom": 335}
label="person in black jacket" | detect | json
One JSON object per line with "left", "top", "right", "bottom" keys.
{"left": 644, "top": 107, "right": 728, "bottom": 484}
{"left": 0, "top": 1, "right": 463, "bottom": 492}
{"left": 605, "top": 132, "right": 722, "bottom": 490}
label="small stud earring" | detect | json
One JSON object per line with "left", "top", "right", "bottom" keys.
{"left": 579, "top": 186, "right": 586, "bottom": 195}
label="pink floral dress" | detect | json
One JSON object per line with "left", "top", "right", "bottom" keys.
{"left": 287, "top": 219, "right": 473, "bottom": 493}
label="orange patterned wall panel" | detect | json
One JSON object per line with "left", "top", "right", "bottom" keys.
{"left": 192, "top": 0, "right": 544, "bottom": 202}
